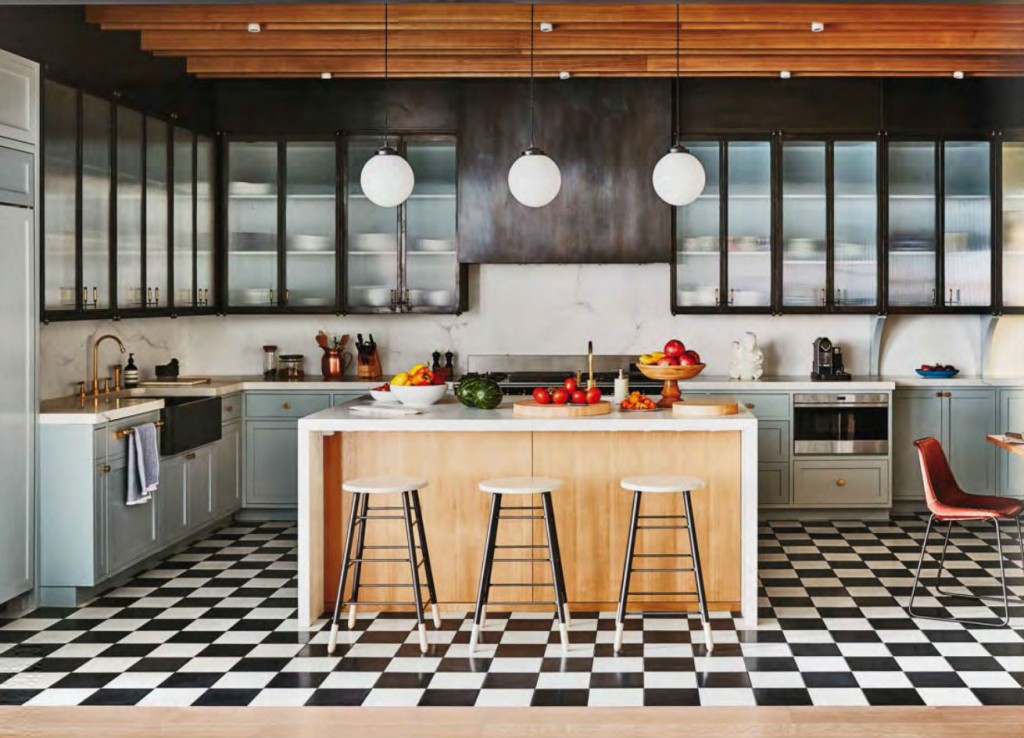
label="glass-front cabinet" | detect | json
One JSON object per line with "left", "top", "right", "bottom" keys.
{"left": 345, "top": 134, "right": 464, "bottom": 314}
{"left": 887, "top": 137, "right": 993, "bottom": 312}
{"left": 1002, "top": 141, "right": 1024, "bottom": 309}
{"left": 779, "top": 137, "right": 879, "bottom": 312}
{"left": 672, "top": 138, "right": 773, "bottom": 313}
{"left": 41, "top": 80, "right": 215, "bottom": 321}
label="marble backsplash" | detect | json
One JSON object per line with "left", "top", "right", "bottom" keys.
{"left": 39, "top": 264, "right": 1024, "bottom": 399}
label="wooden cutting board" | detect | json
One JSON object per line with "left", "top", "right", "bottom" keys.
{"left": 671, "top": 396, "right": 740, "bottom": 417}
{"left": 513, "top": 400, "right": 612, "bottom": 418}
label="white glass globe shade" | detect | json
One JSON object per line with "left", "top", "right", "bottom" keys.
{"left": 508, "top": 149, "right": 561, "bottom": 208}
{"left": 652, "top": 147, "right": 706, "bottom": 206}
{"left": 360, "top": 148, "right": 415, "bottom": 208}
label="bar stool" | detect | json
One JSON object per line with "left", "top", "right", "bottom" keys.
{"left": 469, "top": 476, "right": 570, "bottom": 653}
{"left": 327, "top": 475, "right": 441, "bottom": 655}
{"left": 614, "top": 475, "right": 713, "bottom": 654}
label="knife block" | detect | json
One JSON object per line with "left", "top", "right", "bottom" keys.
{"left": 357, "top": 349, "right": 383, "bottom": 381}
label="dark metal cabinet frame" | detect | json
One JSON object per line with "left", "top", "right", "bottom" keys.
{"left": 994, "top": 131, "right": 1024, "bottom": 316}
{"left": 670, "top": 133, "right": 776, "bottom": 315}
{"left": 40, "top": 79, "right": 216, "bottom": 323}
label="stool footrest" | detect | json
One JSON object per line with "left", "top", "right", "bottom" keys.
{"left": 501, "top": 506, "right": 543, "bottom": 511}
{"left": 347, "top": 557, "right": 411, "bottom": 564}
{"left": 487, "top": 581, "right": 552, "bottom": 588}
{"left": 493, "top": 557, "right": 551, "bottom": 563}
{"left": 362, "top": 545, "right": 414, "bottom": 550}
{"left": 494, "top": 544, "right": 548, "bottom": 549}
{"left": 339, "top": 600, "right": 435, "bottom": 607}
{"left": 634, "top": 553, "right": 692, "bottom": 558}
{"left": 639, "top": 515, "right": 688, "bottom": 520}
{"left": 498, "top": 515, "right": 543, "bottom": 520}
{"left": 626, "top": 590, "right": 700, "bottom": 597}
{"left": 637, "top": 525, "right": 689, "bottom": 530}
{"left": 357, "top": 515, "right": 410, "bottom": 521}
{"left": 630, "top": 567, "right": 695, "bottom": 573}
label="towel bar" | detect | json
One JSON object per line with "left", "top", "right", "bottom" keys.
{"left": 114, "top": 420, "right": 164, "bottom": 440}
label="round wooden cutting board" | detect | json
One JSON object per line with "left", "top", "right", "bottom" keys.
{"left": 671, "top": 397, "right": 740, "bottom": 417}
{"left": 513, "top": 400, "right": 612, "bottom": 418}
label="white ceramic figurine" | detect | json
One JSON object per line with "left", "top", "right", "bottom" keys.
{"left": 729, "top": 331, "right": 764, "bottom": 381}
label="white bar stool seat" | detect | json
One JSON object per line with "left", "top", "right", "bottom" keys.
{"left": 343, "top": 476, "right": 429, "bottom": 495}
{"left": 621, "top": 475, "right": 704, "bottom": 494}
{"left": 479, "top": 476, "right": 563, "bottom": 495}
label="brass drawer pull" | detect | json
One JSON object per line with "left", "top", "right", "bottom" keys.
{"left": 935, "top": 391, "right": 943, "bottom": 398}
{"left": 225, "top": 405, "right": 234, "bottom": 412}
{"left": 185, "top": 452, "right": 197, "bottom": 461}
{"left": 745, "top": 402, "right": 755, "bottom": 410}
{"left": 282, "top": 402, "right": 292, "bottom": 410}
{"left": 945, "top": 391, "right": 953, "bottom": 398}
{"left": 101, "top": 464, "right": 111, "bottom": 473}
{"left": 836, "top": 479, "right": 847, "bottom": 487}
{"left": 113, "top": 420, "right": 165, "bottom": 440}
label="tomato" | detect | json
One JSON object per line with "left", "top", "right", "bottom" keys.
{"left": 551, "top": 388, "right": 570, "bottom": 405}
{"left": 571, "top": 389, "right": 587, "bottom": 404}
{"left": 563, "top": 377, "right": 577, "bottom": 393}
{"left": 533, "top": 387, "right": 551, "bottom": 404}
{"left": 585, "top": 387, "right": 602, "bottom": 404}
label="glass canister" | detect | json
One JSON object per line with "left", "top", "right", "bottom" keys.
{"left": 262, "top": 345, "right": 279, "bottom": 379}
{"left": 277, "top": 354, "right": 306, "bottom": 380}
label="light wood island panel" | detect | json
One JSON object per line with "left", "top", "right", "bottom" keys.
{"left": 322, "top": 430, "right": 741, "bottom": 613}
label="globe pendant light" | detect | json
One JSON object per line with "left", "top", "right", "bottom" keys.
{"left": 360, "top": 3, "right": 414, "bottom": 208}
{"left": 652, "top": 4, "right": 705, "bottom": 207}
{"left": 508, "top": 5, "right": 561, "bottom": 208}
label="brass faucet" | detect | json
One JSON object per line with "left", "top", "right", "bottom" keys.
{"left": 91, "top": 334, "right": 126, "bottom": 397}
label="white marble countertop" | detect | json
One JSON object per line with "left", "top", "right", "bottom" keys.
{"left": 298, "top": 397, "right": 758, "bottom": 433}
{"left": 674, "top": 375, "right": 896, "bottom": 391}
{"left": 121, "top": 375, "right": 381, "bottom": 397}
{"left": 39, "top": 396, "right": 165, "bottom": 425}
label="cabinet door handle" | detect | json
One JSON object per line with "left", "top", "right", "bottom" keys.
{"left": 101, "top": 464, "right": 111, "bottom": 473}
{"left": 745, "top": 402, "right": 755, "bottom": 410}
{"left": 835, "top": 479, "right": 847, "bottom": 487}
{"left": 729, "top": 288, "right": 735, "bottom": 306}
{"left": 185, "top": 452, "right": 197, "bottom": 461}
{"left": 225, "top": 405, "right": 234, "bottom": 412}
{"left": 945, "top": 391, "right": 953, "bottom": 398}
{"left": 282, "top": 402, "right": 292, "bottom": 410}
{"left": 714, "top": 287, "right": 720, "bottom": 306}
{"left": 935, "top": 391, "right": 944, "bottom": 398}
{"left": 820, "top": 288, "right": 826, "bottom": 307}
{"left": 389, "top": 289, "right": 398, "bottom": 311}
{"left": 268, "top": 288, "right": 275, "bottom": 305}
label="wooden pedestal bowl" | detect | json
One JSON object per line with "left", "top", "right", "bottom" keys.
{"left": 636, "top": 363, "right": 707, "bottom": 408}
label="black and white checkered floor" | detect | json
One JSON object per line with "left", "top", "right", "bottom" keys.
{"left": 4, "top": 517, "right": 1024, "bottom": 707}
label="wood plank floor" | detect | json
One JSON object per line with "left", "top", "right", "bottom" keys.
{"left": 4, "top": 706, "right": 1024, "bottom": 738}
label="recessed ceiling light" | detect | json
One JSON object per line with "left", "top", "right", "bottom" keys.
{"left": 559, "top": 71, "right": 571, "bottom": 80}
{"left": 539, "top": 22, "right": 553, "bottom": 33}
{"left": 780, "top": 70, "right": 792, "bottom": 79}
{"left": 953, "top": 70, "right": 965, "bottom": 79}
{"left": 320, "top": 72, "right": 333, "bottom": 80}
{"left": 247, "top": 22, "right": 262, "bottom": 33}
{"left": 810, "top": 21, "right": 825, "bottom": 33}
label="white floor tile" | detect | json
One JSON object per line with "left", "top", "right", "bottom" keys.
{"left": 474, "top": 689, "right": 535, "bottom": 707}
{"left": 587, "top": 688, "right": 645, "bottom": 707}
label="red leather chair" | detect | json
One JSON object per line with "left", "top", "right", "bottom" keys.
{"left": 908, "top": 437, "right": 1024, "bottom": 627}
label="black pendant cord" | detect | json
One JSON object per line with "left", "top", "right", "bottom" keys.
{"left": 672, "top": 3, "right": 683, "bottom": 150}
{"left": 383, "top": 2, "right": 390, "bottom": 148}
{"left": 529, "top": 4, "right": 536, "bottom": 150}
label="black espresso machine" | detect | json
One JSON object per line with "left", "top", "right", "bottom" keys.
{"left": 811, "top": 337, "right": 851, "bottom": 381}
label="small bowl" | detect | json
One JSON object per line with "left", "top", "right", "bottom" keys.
{"left": 370, "top": 389, "right": 399, "bottom": 403}
{"left": 390, "top": 383, "right": 448, "bottom": 407}
{"left": 915, "top": 368, "right": 960, "bottom": 379}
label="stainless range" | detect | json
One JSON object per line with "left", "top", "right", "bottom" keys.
{"left": 463, "top": 354, "right": 662, "bottom": 396}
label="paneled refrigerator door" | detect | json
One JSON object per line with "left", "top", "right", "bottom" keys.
{"left": 346, "top": 137, "right": 399, "bottom": 313}
{"left": 172, "top": 127, "right": 194, "bottom": 309}
{"left": 115, "top": 107, "right": 143, "bottom": 310}
{"left": 42, "top": 81, "right": 77, "bottom": 313}
{"left": 725, "top": 141, "right": 772, "bottom": 309}
{"left": 781, "top": 141, "right": 827, "bottom": 309}
{"left": 833, "top": 141, "right": 879, "bottom": 309}
{"left": 888, "top": 141, "right": 938, "bottom": 309}
{"left": 284, "top": 141, "right": 336, "bottom": 309}
{"left": 943, "top": 140, "right": 992, "bottom": 309}
{"left": 145, "top": 118, "right": 168, "bottom": 310}
{"left": 195, "top": 135, "right": 215, "bottom": 309}
{"left": 227, "top": 140, "right": 279, "bottom": 309}
{"left": 403, "top": 138, "right": 458, "bottom": 312}
{"left": 1003, "top": 142, "right": 1024, "bottom": 309}
{"left": 81, "top": 93, "right": 111, "bottom": 312}
{"left": 675, "top": 141, "right": 721, "bottom": 309}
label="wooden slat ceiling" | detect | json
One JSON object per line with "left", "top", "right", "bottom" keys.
{"left": 85, "top": 3, "right": 1024, "bottom": 78}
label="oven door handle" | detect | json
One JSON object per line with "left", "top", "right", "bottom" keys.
{"left": 793, "top": 402, "right": 890, "bottom": 409}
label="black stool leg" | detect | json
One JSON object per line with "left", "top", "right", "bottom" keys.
{"left": 470, "top": 493, "right": 502, "bottom": 652}
{"left": 411, "top": 488, "right": 442, "bottom": 628}
{"left": 346, "top": 492, "right": 370, "bottom": 630}
{"left": 328, "top": 491, "right": 362, "bottom": 654}
{"left": 683, "top": 489, "right": 713, "bottom": 652}
{"left": 614, "top": 490, "right": 642, "bottom": 653}
{"left": 400, "top": 490, "right": 429, "bottom": 653}
{"left": 541, "top": 491, "right": 569, "bottom": 652}
{"left": 542, "top": 491, "right": 571, "bottom": 628}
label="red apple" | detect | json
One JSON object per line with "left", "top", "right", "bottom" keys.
{"left": 679, "top": 350, "right": 701, "bottom": 366}
{"left": 656, "top": 355, "right": 680, "bottom": 366}
{"left": 663, "top": 339, "right": 686, "bottom": 358}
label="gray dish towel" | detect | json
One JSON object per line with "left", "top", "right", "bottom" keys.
{"left": 127, "top": 422, "right": 160, "bottom": 505}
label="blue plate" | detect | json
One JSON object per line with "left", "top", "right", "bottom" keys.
{"left": 916, "top": 369, "right": 959, "bottom": 379}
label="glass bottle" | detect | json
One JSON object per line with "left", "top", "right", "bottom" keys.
{"left": 263, "top": 345, "right": 279, "bottom": 379}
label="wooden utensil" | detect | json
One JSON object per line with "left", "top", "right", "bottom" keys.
{"left": 672, "top": 396, "right": 739, "bottom": 417}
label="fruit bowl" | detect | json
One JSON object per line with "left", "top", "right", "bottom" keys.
{"left": 390, "top": 383, "right": 447, "bottom": 407}
{"left": 916, "top": 368, "right": 960, "bottom": 379}
{"left": 636, "top": 363, "right": 706, "bottom": 408}
{"left": 370, "top": 389, "right": 399, "bottom": 403}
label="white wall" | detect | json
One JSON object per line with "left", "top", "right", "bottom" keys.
{"left": 39, "top": 264, "right": 1024, "bottom": 399}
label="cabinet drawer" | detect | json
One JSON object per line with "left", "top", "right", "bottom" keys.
{"left": 245, "top": 393, "right": 331, "bottom": 419}
{"left": 221, "top": 394, "right": 242, "bottom": 423}
{"left": 759, "top": 462, "right": 790, "bottom": 506}
{"left": 758, "top": 421, "right": 790, "bottom": 463}
{"left": 97, "top": 412, "right": 161, "bottom": 461}
{"left": 793, "top": 460, "right": 889, "bottom": 506}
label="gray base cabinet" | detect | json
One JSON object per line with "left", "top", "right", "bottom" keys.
{"left": 215, "top": 419, "right": 242, "bottom": 517}
{"left": 793, "top": 459, "right": 889, "bottom": 507}
{"left": 158, "top": 455, "right": 188, "bottom": 546}
{"left": 893, "top": 388, "right": 997, "bottom": 503}
{"left": 999, "top": 390, "right": 1024, "bottom": 498}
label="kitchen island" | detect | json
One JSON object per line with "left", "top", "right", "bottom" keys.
{"left": 297, "top": 398, "right": 759, "bottom": 628}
